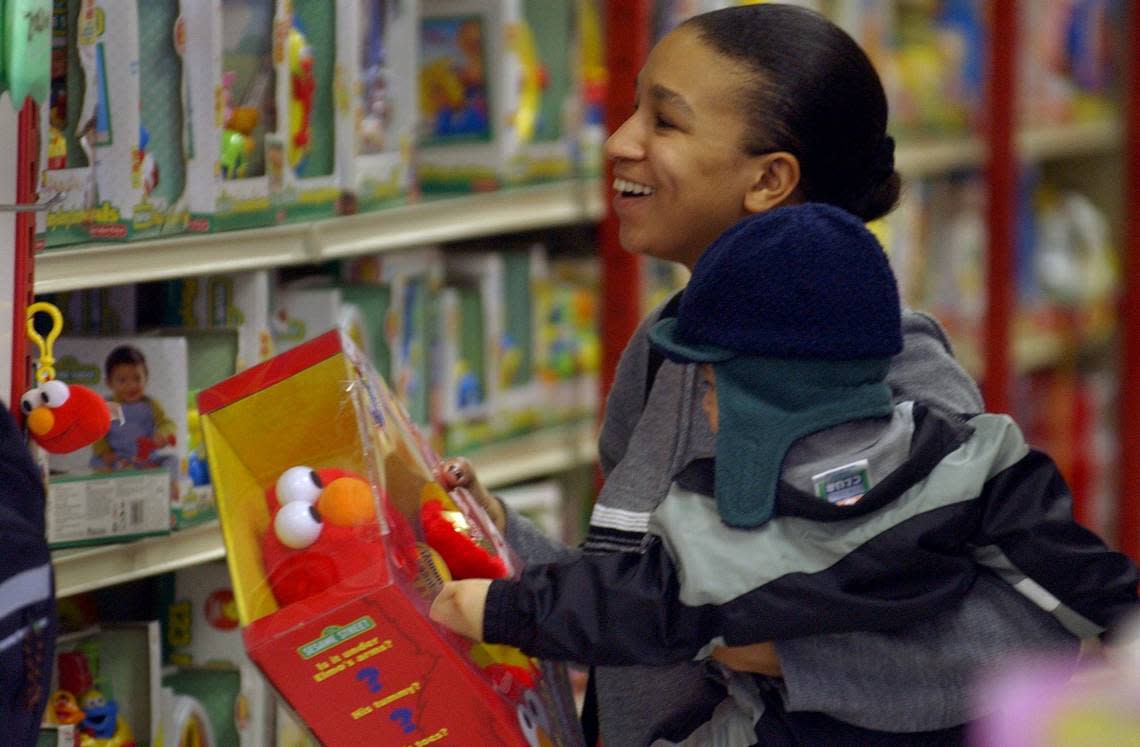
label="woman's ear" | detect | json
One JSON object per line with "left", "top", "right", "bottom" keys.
{"left": 743, "top": 152, "right": 801, "bottom": 214}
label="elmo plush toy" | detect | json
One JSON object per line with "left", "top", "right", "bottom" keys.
{"left": 21, "top": 380, "right": 111, "bottom": 454}
{"left": 262, "top": 466, "right": 387, "bottom": 607}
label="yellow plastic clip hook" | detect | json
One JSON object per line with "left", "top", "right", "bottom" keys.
{"left": 26, "top": 302, "right": 65, "bottom": 384}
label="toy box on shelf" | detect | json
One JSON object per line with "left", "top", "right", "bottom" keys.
{"left": 198, "top": 329, "right": 584, "bottom": 746}
{"left": 47, "top": 335, "right": 200, "bottom": 546}
{"left": 42, "top": 285, "right": 138, "bottom": 337}
{"left": 42, "top": 622, "right": 162, "bottom": 746}
{"left": 534, "top": 254, "right": 600, "bottom": 427}
{"left": 273, "top": 0, "right": 345, "bottom": 221}
{"left": 153, "top": 271, "right": 275, "bottom": 372}
{"left": 572, "top": 0, "right": 606, "bottom": 178}
{"left": 416, "top": 0, "right": 530, "bottom": 192}
{"left": 515, "top": 0, "right": 576, "bottom": 184}
{"left": 272, "top": 283, "right": 372, "bottom": 364}
{"left": 339, "top": 0, "right": 419, "bottom": 212}
{"left": 39, "top": 0, "right": 146, "bottom": 247}
{"left": 182, "top": 0, "right": 280, "bottom": 232}
{"left": 438, "top": 245, "right": 543, "bottom": 452}
{"left": 162, "top": 560, "right": 275, "bottom": 747}
{"left": 343, "top": 247, "right": 443, "bottom": 429}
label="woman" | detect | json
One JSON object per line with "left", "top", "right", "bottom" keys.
{"left": 436, "top": 5, "right": 1077, "bottom": 745}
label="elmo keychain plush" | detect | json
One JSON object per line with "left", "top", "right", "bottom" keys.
{"left": 20, "top": 380, "right": 111, "bottom": 454}
{"left": 23, "top": 302, "right": 112, "bottom": 454}
{"left": 262, "top": 466, "right": 388, "bottom": 607}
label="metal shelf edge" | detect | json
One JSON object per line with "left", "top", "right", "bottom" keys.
{"left": 896, "top": 120, "right": 1122, "bottom": 179}
{"left": 34, "top": 181, "right": 604, "bottom": 293}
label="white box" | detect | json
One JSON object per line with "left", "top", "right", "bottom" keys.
{"left": 338, "top": 0, "right": 419, "bottom": 210}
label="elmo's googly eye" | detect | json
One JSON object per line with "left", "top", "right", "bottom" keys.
{"left": 276, "top": 465, "right": 322, "bottom": 505}
{"left": 39, "top": 380, "right": 71, "bottom": 408}
{"left": 20, "top": 388, "right": 42, "bottom": 414}
{"left": 275, "top": 500, "right": 323, "bottom": 549}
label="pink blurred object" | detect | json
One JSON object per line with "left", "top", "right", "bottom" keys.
{"left": 972, "top": 624, "right": 1140, "bottom": 746}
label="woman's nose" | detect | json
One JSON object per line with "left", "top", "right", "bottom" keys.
{"left": 604, "top": 113, "right": 645, "bottom": 162}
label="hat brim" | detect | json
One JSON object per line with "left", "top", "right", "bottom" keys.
{"left": 648, "top": 318, "right": 736, "bottom": 363}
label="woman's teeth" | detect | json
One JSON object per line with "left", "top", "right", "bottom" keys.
{"left": 613, "top": 178, "right": 655, "bottom": 196}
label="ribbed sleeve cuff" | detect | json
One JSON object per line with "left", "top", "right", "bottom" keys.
{"left": 482, "top": 579, "right": 522, "bottom": 646}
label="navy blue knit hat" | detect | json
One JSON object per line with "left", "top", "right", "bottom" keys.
{"left": 649, "top": 204, "right": 902, "bottom": 528}
{"left": 653, "top": 202, "right": 902, "bottom": 362}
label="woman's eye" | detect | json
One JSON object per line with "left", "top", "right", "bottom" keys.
{"left": 655, "top": 115, "right": 675, "bottom": 130}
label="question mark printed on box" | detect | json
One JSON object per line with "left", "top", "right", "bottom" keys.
{"left": 356, "top": 667, "right": 382, "bottom": 693}
{"left": 390, "top": 708, "right": 416, "bottom": 734}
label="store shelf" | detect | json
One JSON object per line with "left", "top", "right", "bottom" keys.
{"left": 896, "top": 136, "right": 986, "bottom": 178}
{"left": 34, "top": 180, "right": 605, "bottom": 294}
{"left": 51, "top": 420, "right": 598, "bottom": 597}
{"left": 1019, "top": 119, "right": 1122, "bottom": 162}
{"left": 896, "top": 120, "right": 1122, "bottom": 179}
{"left": 315, "top": 179, "right": 605, "bottom": 261}
{"left": 461, "top": 419, "right": 599, "bottom": 489}
{"left": 52, "top": 521, "right": 227, "bottom": 598}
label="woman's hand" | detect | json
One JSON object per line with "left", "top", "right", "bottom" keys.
{"left": 434, "top": 457, "right": 506, "bottom": 533}
{"left": 429, "top": 579, "right": 494, "bottom": 640}
{"left": 712, "top": 642, "right": 783, "bottom": 678}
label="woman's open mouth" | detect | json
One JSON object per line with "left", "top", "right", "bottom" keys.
{"left": 613, "top": 177, "right": 655, "bottom": 197}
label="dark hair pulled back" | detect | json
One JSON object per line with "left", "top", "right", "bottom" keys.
{"left": 684, "top": 5, "right": 900, "bottom": 222}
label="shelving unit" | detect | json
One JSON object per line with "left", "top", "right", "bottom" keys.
{"left": 35, "top": 180, "right": 605, "bottom": 293}
{"left": 51, "top": 418, "right": 599, "bottom": 598}
{"left": 894, "top": 119, "right": 1122, "bottom": 178}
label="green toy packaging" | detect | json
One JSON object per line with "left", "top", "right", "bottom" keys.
{"left": 274, "top": 0, "right": 345, "bottom": 221}
{"left": 39, "top": 0, "right": 145, "bottom": 246}
{"left": 338, "top": 0, "right": 418, "bottom": 212}
{"left": 416, "top": 0, "right": 529, "bottom": 192}
{"left": 182, "top": 0, "right": 280, "bottom": 232}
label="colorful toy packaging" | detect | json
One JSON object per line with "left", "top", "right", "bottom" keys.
{"left": 273, "top": 0, "right": 345, "bottom": 221}
{"left": 162, "top": 560, "right": 275, "bottom": 747}
{"left": 182, "top": 0, "right": 280, "bottom": 232}
{"left": 416, "top": 0, "right": 530, "bottom": 192}
{"left": 47, "top": 335, "right": 206, "bottom": 546}
{"left": 342, "top": 247, "right": 444, "bottom": 429}
{"left": 339, "top": 0, "right": 419, "bottom": 212}
{"left": 43, "top": 622, "right": 162, "bottom": 746}
{"left": 438, "top": 245, "right": 544, "bottom": 451}
{"left": 198, "top": 329, "right": 584, "bottom": 746}
{"left": 38, "top": 0, "right": 145, "bottom": 247}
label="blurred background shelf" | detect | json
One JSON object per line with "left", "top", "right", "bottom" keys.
{"left": 34, "top": 180, "right": 605, "bottom": 293}
{"left": 896, "top": 120, "right": 1122, "bottom": 178}
{"left": 51, "top": 420, "right": 598, "bottom": 597}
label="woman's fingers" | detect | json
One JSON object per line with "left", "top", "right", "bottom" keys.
{"left": 433, "top": 457, "right": 506, "bottom": 533}
{"left": 435, "top": 457, "right": 474, "bottom": 489}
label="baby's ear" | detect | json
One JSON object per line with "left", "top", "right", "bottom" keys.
{"left": 743, "top": 152, "right": 800, "bottom": 214}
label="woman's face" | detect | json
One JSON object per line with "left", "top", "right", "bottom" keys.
{"left": 605, "top": 27, "right": 763, "bottom": 268}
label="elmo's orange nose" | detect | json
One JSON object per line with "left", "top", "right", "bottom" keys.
{"left": 27, "top": 407, "right": 55, "bottom": 436}
{"left": 317, "top": 477, "right": 376, "bottom": 526}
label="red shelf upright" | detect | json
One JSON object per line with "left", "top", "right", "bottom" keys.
{"left": 1118, "top": 1, "right": 1140, "bottom": 561}
{"left": 9, "top": 99, "right": 40, "bottom": 412}
{"left": 982, "top": 1, "right": 1016, "bottom": 415}
{"left": 599, "top": 0, "right": 650, "bottom": 402}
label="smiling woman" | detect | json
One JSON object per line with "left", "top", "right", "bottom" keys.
{"left": 432, "top": 5, "right": 1083, "bottom": 746}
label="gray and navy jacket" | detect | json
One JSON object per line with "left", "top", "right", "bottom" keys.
{"left": 486, "top": 401, "right": 1138, "bottom": 667}
{"left": 1, "top": 404, "right": 56, "bottom": 747}
{"left": 499, "top": 302, "right": 1082, "bottom": 743}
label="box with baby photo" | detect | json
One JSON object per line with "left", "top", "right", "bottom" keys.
{"left": 198, "top": 329, "right": 583, "bottom": 746}
{"left": 48, "top": 336, "right": 208, "bottom": 547}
